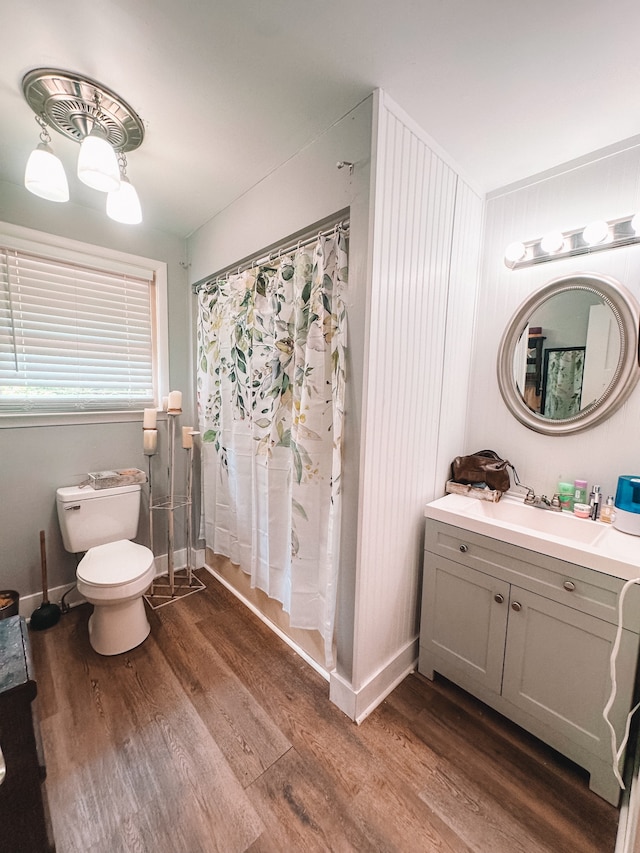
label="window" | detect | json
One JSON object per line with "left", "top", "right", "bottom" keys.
{"left": 0, "top": 225, "right": 167, "bottom": 416}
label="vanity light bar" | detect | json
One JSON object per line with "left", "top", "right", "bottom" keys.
{"left": 504, "top": 214, "right": 640, "bottom": 269}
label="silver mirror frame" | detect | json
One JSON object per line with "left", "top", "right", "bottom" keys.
{"left": 497, "top": 272, "right": 640, "bottom": 435}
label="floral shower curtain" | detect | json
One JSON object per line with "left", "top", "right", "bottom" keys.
{"left": 197, "top": 231, "right": 348, "bottom": 666}
{"left": 542, "top": 347, "right": 585, "bottom": 419}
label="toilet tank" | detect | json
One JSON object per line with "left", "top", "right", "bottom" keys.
{"left": 56, "top": 483, "right": 142, "bottom": 553}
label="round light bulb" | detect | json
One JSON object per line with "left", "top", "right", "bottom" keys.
{"left": 24, "top": 143, "right": 69, "bottom": 202}
{"left": 504, "top": 241, "right": 526, "bottom": 264}
{"left": 582, "top": 220, "right": 609, "bottom": 246}
{"left": 540, "top": 230, "right": 564, "bottom": 254}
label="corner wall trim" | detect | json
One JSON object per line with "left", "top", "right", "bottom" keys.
{"left": 330, "top": 638, "right": 418, "bottom": 723}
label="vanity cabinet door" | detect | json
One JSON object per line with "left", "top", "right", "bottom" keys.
{"left": 419, "top": 555, "right": 509, "bottom": 695}
{"left": 502, "top": 586, "right": 637, "bottom": 764}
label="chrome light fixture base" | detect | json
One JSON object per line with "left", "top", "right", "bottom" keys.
{"left": 22, "top": 68, "right": 144, "bottom": 153}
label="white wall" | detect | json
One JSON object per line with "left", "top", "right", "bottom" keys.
{"left": 330, "top": 92, "right": 483, "bottom": 720}
{"left": 0, "top": 180, "right": 190, "bottom": 606}
{"left": 467, "top": 142, "right": 640, "bottom": 500}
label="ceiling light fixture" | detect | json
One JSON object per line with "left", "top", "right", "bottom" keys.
{"left": 22, "top": 68, "right": 145, "bottom": 223}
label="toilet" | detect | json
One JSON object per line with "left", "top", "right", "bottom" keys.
{"left": 56, "top": 483, "right": 155, "bottom": 656}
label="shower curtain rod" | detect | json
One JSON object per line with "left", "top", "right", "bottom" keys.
{"left": 192, "top": 217, "right": 349, "bottom": 293}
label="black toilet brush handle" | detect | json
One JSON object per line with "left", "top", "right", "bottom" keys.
{"left": 39, "top": 530, "right": 50, "bottom": 605}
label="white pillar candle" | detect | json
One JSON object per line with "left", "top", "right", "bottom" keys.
{"left": 161, "top": 396, "right": 169, "bottom": 412}
{"left": 143, "top": 429, "right": 158, "bottom": 454}
{"left": 182, "top": 426, "right": 194, "bottom": 449}
{"left": 167, "top": 390, "right": 182, "bottom": 412}
{"left": 143, "top": 408, "right": 157, "bottom": 429}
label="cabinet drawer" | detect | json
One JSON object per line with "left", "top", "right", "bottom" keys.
{"left": 425, "top": 519, "right": 640, "bottom": 630}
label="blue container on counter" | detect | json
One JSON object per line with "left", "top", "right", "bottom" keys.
{"left": 614, "top": 476, "right": 640, "bottom": 535}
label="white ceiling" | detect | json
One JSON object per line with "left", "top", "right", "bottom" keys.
{"left": 2, "top": 0, "right": 639, "bottom": 238}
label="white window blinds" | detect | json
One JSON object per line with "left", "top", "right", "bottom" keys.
{"left": 0, "top": 245, "right": 156, "bottom": 413}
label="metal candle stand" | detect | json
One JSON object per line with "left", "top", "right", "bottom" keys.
{"left": 143, "top": 406, "right": 202, "bottom": 607}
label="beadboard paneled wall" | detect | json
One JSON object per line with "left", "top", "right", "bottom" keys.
{"left": 466, "top": 142, "right": 640, "bottom": 501}
{"left": 342, "top": 92, "right": 483, "bottom": 708}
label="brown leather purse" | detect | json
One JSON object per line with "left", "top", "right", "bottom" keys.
{"left": 450, "top": 450, "right": 512, "bottom": 493}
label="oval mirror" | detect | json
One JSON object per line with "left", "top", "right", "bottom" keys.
{"left": 497, "top": 273, "right": 640, "bottom": 435}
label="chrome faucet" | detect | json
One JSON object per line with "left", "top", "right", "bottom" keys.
{"left": 509, "top": 465, "right": 562, "bottom": 512}
{"left": 523, "top": 490, "right": 562, "bottom": 511}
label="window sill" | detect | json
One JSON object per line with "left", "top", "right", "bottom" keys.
{"left": 0, "top": 410, "right": 169, "bottom": 429}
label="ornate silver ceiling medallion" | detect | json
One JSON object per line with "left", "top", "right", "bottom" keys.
{"left": 22, "top": 68, "right": 144, "bottom": 152}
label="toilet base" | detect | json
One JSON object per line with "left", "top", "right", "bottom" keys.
{"left": 87, "top": 596, "right": 151, "bottom": 656}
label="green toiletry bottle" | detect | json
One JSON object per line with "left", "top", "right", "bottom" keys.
{"left": 558, "top": 482, "right": 573, "bottom": 512}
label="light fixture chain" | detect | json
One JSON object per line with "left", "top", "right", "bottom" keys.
{"left": 35, "top": 115, "right": 51, "bottom": 145}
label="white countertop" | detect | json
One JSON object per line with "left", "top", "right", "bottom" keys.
{"left": 425, "top": 492, "right": 640, "bottom": 582}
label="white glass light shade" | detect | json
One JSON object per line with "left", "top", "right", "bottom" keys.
{"left": 106, "top": 176, "right": 142, "bottom": 224}
{"left": 24, "top": 143, "right": 69, "bottom": 202}
{"left": 505, "top": 241, "right": 526, "bottom": 263}
{"left": 583, "top": 220, "right": 609, "bottom": 246}
{"left": 540, "top": 230, "right": 565, "bottom": 254}
{"left": 77, "top": 129, "right": 120, "bottom": 192}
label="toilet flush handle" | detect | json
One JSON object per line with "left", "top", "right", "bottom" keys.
{"left": 64, "top": 504, "right": 81, "bottom": 511}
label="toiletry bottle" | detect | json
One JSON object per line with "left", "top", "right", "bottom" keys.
{"left": 590, "top": 484, "right": 602, "bottom": 520}
{"left": 600, "top": 496, "right": 616, "bottom": 524}
{"left": 557, "top": 482, "right": 573, "bottom": 512}
{"left": 574, "top": 479, "right": 588, "bottom": 505}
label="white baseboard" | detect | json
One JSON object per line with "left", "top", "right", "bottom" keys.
{"left": 330, "top": 637, "right": 418, "bottom": 723}
{"left": 18, "top": 547, "right": 206, "bottom": 619}
{"left": 202, "top": 562, "right": 331, "bottom": 682}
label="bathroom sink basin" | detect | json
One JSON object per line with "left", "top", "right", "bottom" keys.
{"left": 464, "top": 498, "right": 606, "bottom": 545}
{"left": 424, "top": 492, "right": 640, "bottom": 580}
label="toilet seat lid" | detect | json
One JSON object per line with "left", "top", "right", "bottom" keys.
{"left": 77, "top": 540, "right": 154, "bottom": 587}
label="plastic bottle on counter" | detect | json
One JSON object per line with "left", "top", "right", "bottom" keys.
{"left": 557, "top": 482, "right": 574, "bottom": 512}
{"left": 600, "top": 496, "right": 616, "bottom": 524}
{"left": 574, "top": 479, "right": 588, "bottom": 505}
{"left": 590, "top": 485, "right": 602, "bottom": 520}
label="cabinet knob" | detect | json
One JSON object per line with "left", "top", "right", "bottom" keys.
{"left": 459, "top": 544, "right": 468, "bottom": 553}
{"left": 511, "top": 601, "right": 522, "bottom": 612}
{"left": 494, "top": 593, "right": 505, "bottom": 604}
{"left": 563, "top": 580, "right": 576, "bottom": 592}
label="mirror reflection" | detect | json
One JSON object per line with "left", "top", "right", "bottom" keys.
{"left": 497, "top": 273, "right": 640, "bottom": 435}
{"left": 513, "top": 290, "right": 621, "bottom": 420}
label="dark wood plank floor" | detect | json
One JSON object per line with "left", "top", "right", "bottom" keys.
{"left": 30, "top": 569, "right": 619, "bottom": 853}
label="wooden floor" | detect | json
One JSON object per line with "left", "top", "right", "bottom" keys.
{"left": 30, "top": 569, "right": 619, "bottom": 853}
